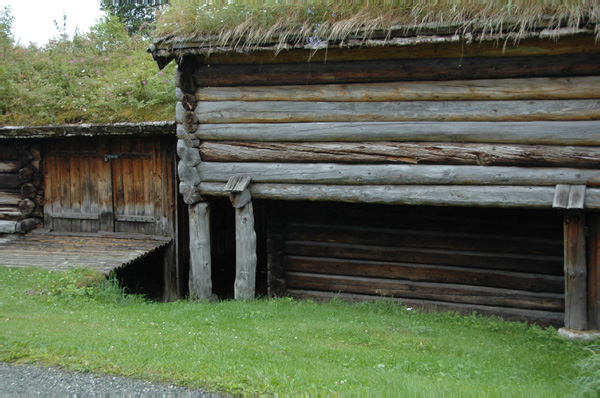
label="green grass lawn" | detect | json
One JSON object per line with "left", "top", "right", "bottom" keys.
{"left": 1, "top": 266, "right": 597, "bottom": 395}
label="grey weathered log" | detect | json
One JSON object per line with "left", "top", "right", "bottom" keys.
{"left": 194, "top": 121, "right": 600, "bottom": 145}
{"left": 179, "top": 182, "right": 203, "bottom": 205}
{"left": 176, "top": 139, "right": 201, "bottom": 167}
{"left": 198, "top": 141, "right": 600, "bottom": 167}
{"left": 197, "top": 163, "right": 600, "bottom": 187}
{"left": 175, "top": 102, "right": 185, "bottom": 124}
{"left": 188, "top": 202, "right": 213, "bottom": 300}
{"left": 564, "top": 213, "right": 588, "bottom": 330}
{"left": 176, "top": 125, "right": 200, "bottom": 147}
{"left": 233, "top": 199, "right": 257, "bottom": 300}
{"left": 195, "top": 76, "right": 600, "bottom": 102}
{"left": 177, "top": 161, "right": 201, "bottom": 186}
{"left": 18, "top": 199, "right": 35, "bottom": 216}
{"left": 0, "top": 220, "right": 17, "bottom": 233}
{"left": 0, "top": 161, "right": 21, "bottom": 173}
{"left": 15, "top": 218, "right": 41, "bottom": 233}
{"left": 0, "top": 192, "right": 21, "bottom": 206}
{"left": 195, "top": 99, "right": 600, "bottom": 123}
{"left": 199, "top": 182, "right": 600, "bottom": 209}
{"left": 175, "top": 87, "right": 184, "bottom": 102}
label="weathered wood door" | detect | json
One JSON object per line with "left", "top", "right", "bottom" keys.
{"left": 44, "top": 137, "right": 176, "bottom": 237}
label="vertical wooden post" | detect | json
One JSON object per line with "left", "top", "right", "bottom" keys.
{"left": 189, "top": 202, "right": 213, "bottom": 299}
{"left": 234, "top": 198, "right": 257, "bottom": 300}
{"left": 224, "top": 176, "right": 257, "bottom": 301}
{"left": 588, "top": 214, "right": 600, "bottom": 330}
{"left": 564, "top": 212, "right": 588, "bottom": 330}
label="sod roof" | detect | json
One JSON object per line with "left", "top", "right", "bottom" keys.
{"left": 150, "top": 1, "right": 599, "bottom": 60}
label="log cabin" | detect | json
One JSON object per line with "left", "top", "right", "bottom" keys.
{"left": 0, "top": 122, "right": 186, "bottom": 300}
{"left": 150, "top": 3, "right": 600, "bottom": 331}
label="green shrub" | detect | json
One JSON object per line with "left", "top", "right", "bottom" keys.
{"left": 0, "top": 8, "right": 175, "bottom": 126}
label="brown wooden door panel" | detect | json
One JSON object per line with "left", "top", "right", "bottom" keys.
{"left": 44, "top": 140, "right": 112, "bottom": 233}
{"left": 45, "top": 137, "right": 175, "bottom": 238}
{"left": 111, "top": 138, "right": 161, "bottom": 235}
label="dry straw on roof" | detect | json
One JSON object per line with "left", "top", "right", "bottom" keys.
{"left": 152, "top": 0, "right": 599, "bottom": 54}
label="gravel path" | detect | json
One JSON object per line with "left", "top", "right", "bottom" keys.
{"left": 0, "top": 362, "right": 226, "bottom": 397}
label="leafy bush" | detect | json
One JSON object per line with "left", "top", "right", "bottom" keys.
{"left": 0, "top": 7, "right": 175, "bottom": 126}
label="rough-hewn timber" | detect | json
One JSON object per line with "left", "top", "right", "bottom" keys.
{"left": 198, "top": 141, "right": 600, "bottom": 167}
{"left": 194, "top": 121, "right": 600, "bottom": 145}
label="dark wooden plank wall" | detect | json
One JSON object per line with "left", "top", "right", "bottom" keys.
{"left": 268, "top": 202, "right": 565, "bottom": 326}
{"left": 0, "top": 140, "right": 43, "bottom": 225}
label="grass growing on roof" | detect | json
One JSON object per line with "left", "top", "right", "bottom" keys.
{"left": 153, "top": 0, "right": 599, "bottom": 51}
{"left": 0, "top": 10, "right": 175, "bottom": 126}
{"left": 1, "top": 266, "right": 598, "bottom": 395}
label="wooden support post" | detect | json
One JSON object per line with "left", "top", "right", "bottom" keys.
{"left": 588, "top": 214, "right": 600, "bottom": 330}
{"left": 225, "top": 175, "right": 257, "bottom": 300}
{"left": 234, "top": 200, "right": 257, "bottom": 300}
{"left": 189, "top": 202, "right": 213, "bottom": 300}
{"left": 564, "top": 212, "right": 588, "bottom": 330}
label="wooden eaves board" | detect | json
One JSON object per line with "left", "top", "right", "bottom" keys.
{"left": 0, "top": 230, "right": 171, "bottom": 275}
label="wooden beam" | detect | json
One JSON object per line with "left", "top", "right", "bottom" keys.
{"left": 192, "top": 53, "right": 600, "bottom": 87}
{"left": 196, "top": 77, "right": 600, "bottom": 102}
{"left": 0, "top": 161, "right": 21, "bottom": 173}
{"left": 287, "top": 289, "right": 563, "bottom": 326}
{"left": 0, "top": 220, "right": 17, "bottom": 233}
{"left": 188, "top": 202, "right": 213, "bottom": 300}
{"left": 0, "top": 122, "right": 176, "bottom": 140}
{"left": 179, "top": 34, "right": 600, "bottom": 66}
{"left": 233, "top": 199, "right": 257, "bottom": 300}
{"left": 283, "top": 240, "right": 562, "bottom": 276}
{"left": 194, "top": 121, "right": 600, "bottom": 145}
{"left": 195, "top": 100, "right": 600, "bottom": 123}
{"left": 199, "top": 182, "right": 600, "bottom": 209}
{"left": 0, "top": 191, "right": 21, "bottom": 206}
{"left": 564, "top": 213, "right": 588, "bottom": 330}
{"left": 286, "top": 272, "right": 564, "bottom": 311}
{"left": 197, "top": 163, "right": 600, "bottom": 187}
{"left": 0, "top": 174, "right": 22, "bottom": 189}
{"left": 199, "top": 141, "right": 600, "bottom": 168}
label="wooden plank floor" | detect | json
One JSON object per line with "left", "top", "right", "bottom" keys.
{"left": 0, "top": 230, "right": 171, "bottom": 275}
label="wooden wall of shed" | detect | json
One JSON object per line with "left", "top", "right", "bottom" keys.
{"left": 175, "top": 38, "right": 600, "bottom": 321}
{"left": 0, "top": 140, "right": 43, "bottom": 233}
{"left": 267, "top": 202, "right": 565, "bottom": 326}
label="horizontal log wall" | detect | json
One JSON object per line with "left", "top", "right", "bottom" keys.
{"left": 176, "top": 53, "right": 600, "bottom": 323}
{"left": 268, "top": 203, "right": 564, "bottom": 326}
{"left": 0, "top": 141, "right": 43, "bottom": 232}
{"left": 186, "top": 76, "right": 600, "bottom": 210}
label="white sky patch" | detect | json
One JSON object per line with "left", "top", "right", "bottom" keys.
{"left": 2, "top": 0, "right": 104, "bottom": 46}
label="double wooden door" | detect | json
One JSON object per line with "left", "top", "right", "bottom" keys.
{"left": 44, "top": 137, "right": 176, "bottom": 237}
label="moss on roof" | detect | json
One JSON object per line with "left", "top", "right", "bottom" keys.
{"left": 152, "top": 0, "right": 599, "bottom": 55}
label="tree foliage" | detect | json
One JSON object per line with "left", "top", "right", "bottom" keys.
{"left": 101, "top": 0, "right": 169, "bottom": 38}
{"left": 0, "top": 7, "right": 174, "bottom": 126}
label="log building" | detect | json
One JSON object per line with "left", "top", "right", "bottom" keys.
{"left": 0, "top": 123, "right": 185, "bottom": 299}
{"left": 151, "top": 13, "right": 600, "bottom": 331}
